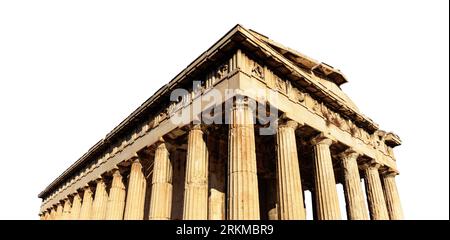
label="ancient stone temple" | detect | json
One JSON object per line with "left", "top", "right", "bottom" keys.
{"left": 38, "top": 25, "right": 403, "bottom": 220}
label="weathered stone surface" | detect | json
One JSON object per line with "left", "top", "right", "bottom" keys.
{"left": 339, "top": 149, "right": 369, "bottom": 220}
{"left": 105, "top": 169, "right": 126, "bottom": 220}
{"left": 276, "top": 120, "right": 306, "bottom": 220}
{"left": 61, "top": 199, "right": 71, "bottom": 220}
{"left": 43, "top": 212, "right": 49, "bottom": 220}
{"left": 311, "top": 136, "right": 341, "bottom": 220}
{"left": 55, "top": 203, "right": 63, "bottom": 220}
{"left": 183, "top": 125, "right": 208, "bottom": 220}
{"left": 363, "top": 163, "right": 389, "bottom": 220}
{"left": 124, "top": 158, "right": 146, "bottom": 220}
{"left": 382, "top": 171, "right": 403, "bottom": 220}
{"left": 91, "top": 178, "right": 108, "bottom": 220}
{"left": 70, "top": 193, "right": 82, "bottom": 220}
{"left": 37, "top": 26, "right": 404, "bottom": 221}
{"left": 79, "top": 187, "right": 93, "bottom": 220}
{"left": 149, "top": 141, "right": 173, "bottom": 220}
{"left": 49, "top": 208, "right": 56, "bottom": 220}
{"left": 227, "top": 98, "right": 260, "bottom": 220}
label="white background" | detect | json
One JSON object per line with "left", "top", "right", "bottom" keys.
{"left": 0, "top": 0, "right": 448, "bottom": 220}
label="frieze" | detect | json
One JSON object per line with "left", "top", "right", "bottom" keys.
{"left": 251, "top": 62, "right": 264, "bottom": 80}
{"left": 216, "top": 64, "right": 229, "bottom": 80}
{"left": 262, "top": 61, "right": 393, "bottom": 159}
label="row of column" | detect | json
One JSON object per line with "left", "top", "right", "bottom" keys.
{"left": 276, "top": 122, "right": 403, "bottom": 220}
{"left": 41, "top": 142, "right": 170, "bottom": 220}
{"left": 224, "top": 100, "right": 403, "bottom": 220}
{"left": 41, "top": 100, "right": 403, "bottom": 220}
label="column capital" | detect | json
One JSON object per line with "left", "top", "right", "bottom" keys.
{"left": 95, "top": 176, "right": 106, "bottom": 184}
{"left": 360, "top": 160, "right": 382, "bottom": 170}
{"left": 154, "top": 137, "right": 168, "bottom": 148}
{"left": 310, "top": 133, "right": 334, "bottom": 146}
{"left": 338, "top": 148, "right": 361, "bottom": 161}
{"left": 232, "top": 95, "right": 253, "bottom": 108}
{"left": 66, "top": 193, "right": 76, "bottom": 202}
{"left": 278, "top": 119, "right": 299, "bottom": 129}
{"left": 82, "top": 184, "right": 95, "bottom": 193}
{"left": 277, "top": 112, "right": 303, "bottom": 129}
{"left": 111, "top": 168, "right": 122, "bottom": 177}
{"left": 74, "top": 189, "right": 83, "bottom": 196}
{"left": 122, "top": 154, "right": 140, "bottom": 166}
{"left": 106, "top": 165, "right": 122, "bottom": 176}
{"left": 380, "top": 167, "right": 399, "bottom": 177}
{"left": 186, "top": 123, "right": 207, "bottom": 132}
{"left": 129, "top": 152, "right": 140, "bottom": 161}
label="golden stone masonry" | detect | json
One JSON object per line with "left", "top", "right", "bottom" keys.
{"left": 38, "top": 25, "right": 403, "bottom": 220}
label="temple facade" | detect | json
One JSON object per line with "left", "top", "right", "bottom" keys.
{"left": 38, "top": 25, "right": 403, "bottom": 220}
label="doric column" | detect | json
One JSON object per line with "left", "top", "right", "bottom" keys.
{"left": 227, "top": 97, "right": 260, "bottom": 220}
{"left": 149, "top": 140, "right": 173, "bottom": 220}
{"left": 79, "top": 186, "right": 94, "bottom": 220}
{"left": 55, "top": 203, "right": 63, "bottom": 220}
{"left": 363, "top": 162, "right": 389, "bottom": 220}
{"left": 70, "top": 192, "right": 82, "bottom": 220}
{"left": 49, "top": 208, "right": 56, "bottom": 220}
{"left": 311, "top": 135, "right": 341, "bottom": 220}
{"left": 382, "top": 170, "right": 403, "bottom": 220}
{"left": 124, "top": 157, "right": 147, "bottom": 220}
{"left": 183, "top": 125, "right": 208, "bottom": 220}
{"left": 106, "top": 169, "right": 126, "bottom": 220}
{"left": 61, "top": 199, "right": 72, "bottom": 220}
{"left": 276, "top": 119, "right": 306, "bottom": 220}
{"left": 43, "top": 211, "right": 49, "bottom": 220}
{"left": 91, "top": 178, "right": 108, "bottom": 220}
{"left": 338, "top": 149, "right": 369, "bottom": 220}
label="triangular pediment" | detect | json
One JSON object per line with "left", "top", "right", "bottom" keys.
{"left": 248, "top": 29, "right": 348, "bottom": 86}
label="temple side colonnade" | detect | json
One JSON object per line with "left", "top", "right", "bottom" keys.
{"left": 39, "top": 25, "right": 403, "bottom": 220}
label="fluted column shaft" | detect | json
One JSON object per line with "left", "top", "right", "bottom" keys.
{"left": 70, "top": 193, "right": 82, "bottom": 220}
{"left": 44, "top": 212, "right": 50, "bottom": 220}
{"left": 312, "top": 136, "right": 341, "bottom": 220}
{"left": 79, "top": 187, "right": 93, "bottom": 220}
{"left": 61, "top": 199, "right": 72, "bottom": 220}
{"left": 382, "top": 173, "right": 403, "bottom": 220}
{"left": 149, "top": 141, "right": 173, "bottom": 220}
{"left": 364, "top": 164, "right": 389, "bottom": 220}
{"left": 106, "top": 170, "right": 126, "bottom": 220}
{"left": 276, "top": 120, "right": 306, "bottom": 220}
{"left": 55, "top": 204, "right": 63, "bottom": 220}
{"left": 91, "top": 179, "right": 108, "bottom": 220}
{"left": 227, "top": 99, "right": 260, "bottom": 220}
{"left": 124, "top": 159, "right": 147, "bottom": 220}
{"left": 49, "top": 208, "right": 56, "bottom": 220}
{"left": 183, "top": 125, "right": 208, "bottom": 219}
{"left": 339, "top": 150, "right": 369, "bottom": 220}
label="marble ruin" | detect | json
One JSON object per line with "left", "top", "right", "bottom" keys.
{"left": 38, "top": 25, "right": 403, "bottom": 220}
